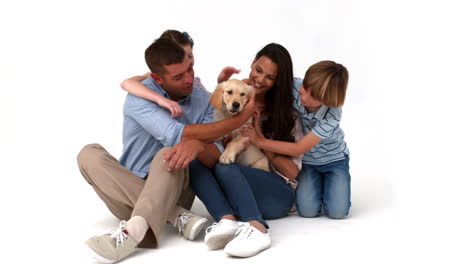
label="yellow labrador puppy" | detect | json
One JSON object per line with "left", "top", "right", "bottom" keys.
{"left": 210, "top": 79, "right": 270, "bottom": 171}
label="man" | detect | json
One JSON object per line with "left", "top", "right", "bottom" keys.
{"left": 77, "top": 37, "right": 253, "bottom": 263}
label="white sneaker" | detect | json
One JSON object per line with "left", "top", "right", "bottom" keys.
{"left": 224, "top": 222, "right": 271, "bottom": 258}
{"left": 174, "top": 211, "right": 208, "bottom": 240}
{"left": 204, "top": 219, "right": 241, "bottom": 250}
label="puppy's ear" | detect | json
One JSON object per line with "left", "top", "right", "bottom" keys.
{"left": 210, "top": 82, "right": 224, "bottom": 110}
{"left": 246, "top": 84, "right": 256, "bottom": 100}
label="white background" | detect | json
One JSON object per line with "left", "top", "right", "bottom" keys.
{"left": 1, "top": 0, "right": 467, "bottom": 263}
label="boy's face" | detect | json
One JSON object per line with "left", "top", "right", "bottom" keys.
{"left": 299, "top": 84, "right": 322, "bottom": 111}
{"left": 157, "top": 56, "right": 194, "bottom": 101}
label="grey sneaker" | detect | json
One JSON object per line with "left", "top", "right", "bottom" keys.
{"left": 85, "top": 221, "right": 138, "bottom": 263}
{"left": 175, "top": 211, "right": 208, "bottom": 240}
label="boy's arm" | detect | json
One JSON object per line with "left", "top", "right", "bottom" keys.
{"left": 121, "top": 73, "right": 183, "bottom": 117}
{"left": 257, "top": 132, "right": 322, "bottom": 157}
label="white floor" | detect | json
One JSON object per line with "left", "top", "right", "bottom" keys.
{"left": 62, "top": 166, "right": 401, "bottom": 264}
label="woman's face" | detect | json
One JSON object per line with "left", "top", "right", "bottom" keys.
{"left": 182, "top": 45, "right": 194, "bottom": 65}
{"left": 249, "top": 55, "right": 278, "bottom": 96}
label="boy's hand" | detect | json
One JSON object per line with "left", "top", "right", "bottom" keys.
{"left": 241, "top": 124, "right": 261, "bottom": 146}
{"left": 217, "top": 66, "right": 241, "bottom": 83}
{"left": 240, "top": 112, "right": 264, "bottom": 146}
{"left": 157, "top": 97, "right": 183, "bottom": 118}
{"left": 163, "top": 139, "right": 205, "bottom": 171}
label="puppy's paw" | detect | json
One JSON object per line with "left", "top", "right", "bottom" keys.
{"left": 219, "top": 151, "right": 236, "bottom": 164}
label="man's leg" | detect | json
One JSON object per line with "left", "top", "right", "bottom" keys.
{"left": 78, "top": 143, "right": 145, "bottom": 222}
{"left": 132, "top": 147, "right": 204, "bottom": 247}
{"left": 77, "top": 144, "right": 195, "bottom": 248}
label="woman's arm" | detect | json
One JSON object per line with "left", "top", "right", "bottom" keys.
{"left": 264, "top": 150, "right": 299, "bottom": 180}
{"left": 120, "top": 72, "right": 183, "bottom": 117}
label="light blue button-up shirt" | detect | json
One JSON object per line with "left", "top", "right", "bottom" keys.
{"left": 293, "top": 78, "right": 349, "bottom": 165}
{"left": 119, "top": 77, "right": 222, "bottom": 178}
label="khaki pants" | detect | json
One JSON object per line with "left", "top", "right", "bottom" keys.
{"left": 77, "top": 144, "right": 195, "bottom": 248}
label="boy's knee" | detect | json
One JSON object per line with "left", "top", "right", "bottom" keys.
{"left": 325, "top": 203, "right": 350, "bottom": 219}
{"left": 296, "top": 204, "right": 321, "bottom": 218}
{"left": 296, "top": 197, "right": 322, "bottom": 218}
{"left": 326, "top": 210, "right": 349, "bottom": 219}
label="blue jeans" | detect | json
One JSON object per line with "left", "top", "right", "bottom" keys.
{"left": 189, "top": 160, "right": 294, "bottom": 228}
{"left": 295, "top": 156, "right": 351, "bottom": 219}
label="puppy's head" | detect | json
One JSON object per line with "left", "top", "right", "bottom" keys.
{"left": 210, "top": 79, "right": 253, "bottom": 115}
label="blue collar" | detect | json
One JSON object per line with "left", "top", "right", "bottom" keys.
{"left": 300, "top": 104, "right": 329, "bottom": 120}
{"left": 149, "top": 78, "right": 192, "bottom": 103}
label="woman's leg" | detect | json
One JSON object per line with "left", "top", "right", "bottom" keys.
{"left": 214, "top": 163, "right": 294, "bottom": 227}
{"left": 236, "top": 165, "right": 294, "bottom": 220}
{"left": 189, "top": 159, "right": 236, "bottom": 221}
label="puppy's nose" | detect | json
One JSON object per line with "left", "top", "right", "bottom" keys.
{"left": 232, "top": 102, "right": 240, "bottom": 109}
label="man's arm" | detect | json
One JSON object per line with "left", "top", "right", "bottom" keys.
{"left": 181, "top": 96, "right": 255, "bottom": 142}
{"left": 163, "top": 139, "right": 221, "bottom": 170}
{"left": 197, "top": 143, "right": 221, "bottom": 168}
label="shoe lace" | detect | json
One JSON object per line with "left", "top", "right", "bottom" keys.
{"left": 175, "top": 212, "right": 193, "bottom": 234}
{"left": 205, "top": 221, "right": 220, "bottom": 234}
{"left": 234, "top": 222, "right": 253, "bottom": 239}
{"left": 109, "top": 220, "right": 128, "bottom": 248}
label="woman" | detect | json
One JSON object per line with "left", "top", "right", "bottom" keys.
{"left": 190, "top": 43, "right": 302, "bottom": 257}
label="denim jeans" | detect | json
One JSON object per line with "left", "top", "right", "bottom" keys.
{"left": 295, "top": 156, "right": 351, "bottom": 219}
{"left": 189, "top": 160, "right": 294, "bottom": 228}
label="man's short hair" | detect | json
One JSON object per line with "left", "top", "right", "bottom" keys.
{"left": 144, "top": 38, "right": 186, "bottom": 75}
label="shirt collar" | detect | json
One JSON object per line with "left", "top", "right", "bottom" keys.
{"left": 148, "top": 78, "right": 192, "bottom": 103}
{"left": 314, "top": 104, "right": 329, "bottom": 120}
{"left": 299, "top": 104, "right": 328, "bottom": 120}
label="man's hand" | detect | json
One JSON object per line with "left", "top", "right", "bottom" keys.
{"left": 217, "top": 66, "right": 241, "bottom": 83}
{"left": 163, "top": 139, "right": 205, "bottom": 171}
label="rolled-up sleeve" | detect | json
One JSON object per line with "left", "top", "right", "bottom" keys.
{"left": 124, "top": 95, "right": 185, "bottom": 147}
{"left": 200, "top": 103, "right": 224, "bottom": 152}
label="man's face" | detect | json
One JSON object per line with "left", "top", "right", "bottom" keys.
{"left": 158, "top": 56, "right": 194, "bottom": 101}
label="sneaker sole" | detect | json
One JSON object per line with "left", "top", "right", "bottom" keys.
{"left": 205, "top": 233, "right": 236, "bottom": 250}
{"left": 84, "top": 243, "right": 116, "bottom": 264}
{"left": 224, "top": 243, "right": 271, "bottom": 258}
{"left": 188, "top": 218, "right": 208, "bottom": 240}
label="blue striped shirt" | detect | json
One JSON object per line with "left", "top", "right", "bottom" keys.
{"left": 293, "top": 78, "right": 349, "bottom": 165}
{"left": 119, "top": 77, "right": 222, "bottom": 178}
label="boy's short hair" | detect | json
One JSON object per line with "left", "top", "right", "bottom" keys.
{"left": 303, "top": 61, "right": 349, "bottom": 107}
{"left": 144, "top": 38, "right": 186, "bottom": 75}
